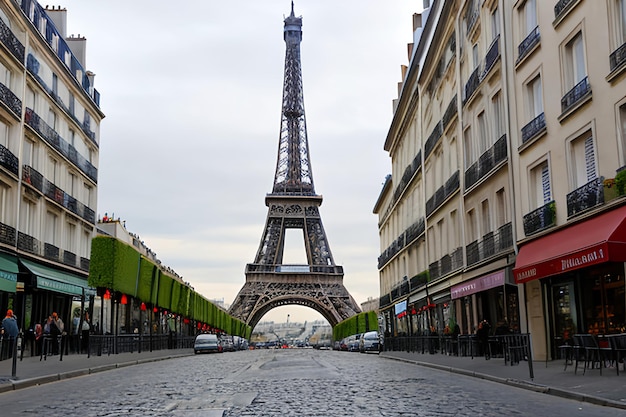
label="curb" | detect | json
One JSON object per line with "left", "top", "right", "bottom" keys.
{"left": 0, "top": 352, "right": 193, "bottom": 393}
{"left": 381, "top": 354, "right": 626, "bottom": 411}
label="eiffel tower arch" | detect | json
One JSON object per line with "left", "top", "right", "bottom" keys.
{"left": 229, "top": 3, "right": 361, "bottom": 329}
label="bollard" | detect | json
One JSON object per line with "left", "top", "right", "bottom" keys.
{"left": 11, "top": 332, "right": 22, "bottom": 378}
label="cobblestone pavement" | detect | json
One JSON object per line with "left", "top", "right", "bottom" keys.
{"left": 0, "top": 349, "right": 624, "bottom": 416}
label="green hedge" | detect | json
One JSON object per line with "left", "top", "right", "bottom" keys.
{"left": 89, "top": 236, "right": 250, "bottom": 337}
{"left": 333, "top": 311, "right": 379, "bottom": 341}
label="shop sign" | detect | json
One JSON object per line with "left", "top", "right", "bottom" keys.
{"left": 451, "top": 270, "right": 505, "bottom": 299}
{"left": 514, "top": 243, "right": 608, "bottom": 283}
{"left": 394, "top": 300, "right": 407, "bottom": 317}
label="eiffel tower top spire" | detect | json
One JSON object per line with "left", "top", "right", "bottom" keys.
{"left": 272, "top": 2, "right": 315, "bottom": 195}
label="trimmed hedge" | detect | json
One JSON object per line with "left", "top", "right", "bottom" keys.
{"left": 333, "top": 311, "right": 379, "bottom": 341}
{"left": 89, "top": 236, "right": 250, "bottom": 337}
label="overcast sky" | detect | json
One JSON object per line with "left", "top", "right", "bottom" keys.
{"left": 58, "top": 1, "right": 421, "bottom": 325}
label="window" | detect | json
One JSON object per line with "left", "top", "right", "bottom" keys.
{"left": 531, "top": 161, "right": 551, "bottom": 209}
{"left": 463, "top": 127, "right": 474, "bottom": 168}
{"left": 68, "top": 129, "right": 75, "bottom": 147}
{"left": 492, "top": 92, "right": 504, "bottom": 140}
{"left": 472, "top": 43, "right": 479, "bottom": 69}
{"left": 481, "top": 199, "right": 490, "bottom": 236}
{"left": 47, "top": 108, "right": 57, "bottom": 130}
{"left": 20, "top": 199, "right": 35, "bottom": 235}
{"left": 527, "top": 75, "right": 543, "bottom": 119}
{"left": 496, "top": 188, "right": 506, "bottom": 226}
{"left": 67, "top": 223, "right": 76, "bottom": 253}
{"left": 620, "top": 103, "right": 626, "bottom": 165}
{"left": 477, "top": 111, "right": 488, "bottom": 154}
{"left": 82, "top": 229, "right": 91, "bottom": 258}
{"left": 51, "top": 33, "right": 59, "bottom": 52}
{"left": 467, "top": 209, "right": 477, "bottom": 243}
{"left": 0, "top": 182, "right": 7, "bottom": 224}
{"left": 23, "top": 139, "right": 34, "bottom": 167}
{"left": 449, "top": 210, "right": 458, "bottom": 249}
{"left": 48, "top": 156, "right": 58, "bottom": 184}
{"left": 0, "top": 119, "right": 8, "bottom": 148}
{"left": 523, "top": 0, "right": 537, "bottom": 36}
{"left": 0, "top": 61, "right": 11, "bottom": 87}
{"left": 570, "top": 133, "right": 597, "bottom": 188}
{"left": 46, "top": 211, "right": 57, "bottom": 245}
{"left": 564, "top": 32, "right": 586, "bottom": 90}
{"left": 68, "top": 172, "right": 77, "bottom": 196}
{"left": 26, "top": 87, "right": 35, "bottom": 111}
{"left": 491, "top": 8, "right": 500, "bottom": 41}
{"left": 436, "top": 219, "right": 445, "bottom": 259}
{"left": 52, "top": 74, "right": 58, "bottom": 96}
{"left": 83, "top": 183, "right": 92, "bottom": 207}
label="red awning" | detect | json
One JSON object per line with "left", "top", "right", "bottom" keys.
{"left": 514, "top": 205, "right": 626, "bottom": 283}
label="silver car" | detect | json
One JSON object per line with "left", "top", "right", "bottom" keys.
{"left": 194, "top": 333, "right": 222, "bottom": 354}
{"left": 359, "top": 331, "right": 381, "bottom": 353}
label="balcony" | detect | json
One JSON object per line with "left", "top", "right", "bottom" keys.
{"left": 44, "top": 243, "right": 60, "bottom": 262}
{"left": 424, "top": 122, "right": 443, "bottom": 160}
{"left": 610, "top": 42, "right": 626, "bottom": 73}
{"left": 464, "top": 134, "right": 507, "bottom": 190}
{"left": 463, "top": 67, "right": 480, "bottom": 104}
{"left": 18, "top": 232, "right": 39, "bottom": 255}
{"left": 554, "top": 0, "right": 577, "bottom": 20}
{"left": 521, "top": 112, "right": 546, "bottom": 145}
{"left": 0, "top": 222, "right": 15, "bottom": 246}
{"left": 23, "top": 165, "right": 44, "bottom": 192}
{"left": 429, "top": 247, "right": 463, "bottom": 281}
{"left": 24, "top": 108, "right": 98, "bottom": 183}
{"left": 0, "top": 16, "right": 24, "bottom": 62}
{"left": 567, "top": 177, "right": 604, "bottom": 218}
{"left": 481, "top": 35, "right": 500, "bottom": 80}
{"left": 466, "top": 222, "right": 513, "bottom": 267}
{"left": 523, "top": 201, "right": 556, "bottom": 236}
{"left": 0, "top": 143, "right": 18, "bottom": 176}
{"left": 379, "top": 293, "right": 391, "bottom": 308}
{"left": 561, "top": 76, "right": 590, "bottom": 114}
{"left": 0, "top": 83, "right": 21, "bottom": 118}
{"left": 63, "top": 250, "right": 77, "bottom": 267}
{"left": 517, "top": 26, "right": 540, "bottom": 64}
{"left": 442, "top": 95, "right": 457, "bottom": 130}
{"left": 377, "top": 217, "right": 425, "bottom": 269}
{"left": 426, "top": 171, "right": 460, "bottom": 218}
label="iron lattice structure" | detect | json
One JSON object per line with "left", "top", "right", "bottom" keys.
{"left": 229, "top": 3, "right": 361, "bottom": 328}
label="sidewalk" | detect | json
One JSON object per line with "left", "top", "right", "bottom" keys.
{"left": 0, "top": 348, "right": 193, "bottom": 393}
{"left": 382, "top": 350, "right": 626, "bottom": 410}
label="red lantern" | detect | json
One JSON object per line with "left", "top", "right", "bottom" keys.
{"left": 120, "top": 294, "right": 128, "bottom": 305}
{"left": 153, "top": 307, "right": 158, "bottom": 313}
{"left": 140, "top": 302, "right": 147, "bottom": 311}
{"left": 197, "top": 322, "right": 202, "bottom": 329}
{"left": 184, "top": 318, "right": 190, "bottom": 324}
{"left": 103, "top": 289, "right": 111, "bottom": 300}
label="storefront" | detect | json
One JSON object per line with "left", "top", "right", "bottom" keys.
{"left": 450, "top": 269, "right": 519, "bottom": 335}
{"left": 514, "top": 205, "right": 626, "bottom": 359}
{"left": 0, "top": 252, "right": 19, "bottom": 318}
{"left": 19, "top": 258, "right": 94, "bottom": 336}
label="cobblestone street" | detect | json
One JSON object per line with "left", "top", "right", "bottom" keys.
{"left": 0, "top": 349, "right": 624, "bottom": 416}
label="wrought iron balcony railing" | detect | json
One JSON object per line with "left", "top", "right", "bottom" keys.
{"left": 466, "top": 222, "right": 513, "bottom": 267}
{"left": 610, "top": 42, "right": 626, "bottom": 73}
{"left": 378, "top": 217, "right": 426, "bottom": 269}
{"left": 0, "top": 143, "right": 18, "bottom": 176}
{"left": 567, "top": 177, "right": 604, "bottom": 218}
{"left": 24, "top": 108, "right": 98, "bottom": 183}
{"left": 463, "top": 67, "right": 480, "bottom": 104}
{"left": 442, "top": 95, "right": 457, "bottom": 130}
{"left": 521, "top": 112, "right": 546, "bottom": 144}
{"left": 517, "top": 26, "right": 540, "bottom": 64}
{"left": 482, "top": 35, "right": 500, "bottom": 79}
{"left": 22, "top": 165, "right": 44, "bottom": 192}
{"left": 379, "top": 293, "right": 391, "bottom": 308}
{"left": 429, "top": 247, "right": 463, "bottom": 281}
{"left": 424, "top": 121, "right": 443, "bottom": 160}
{"left": 561, "top": 76, "right": 590, "bottom": 114}
{"left": 17, "top": 232, "right": 39, "bottom": 255}
{"left": 44, "top": 243, "right": 60, "bottom": 262}
{"left": 464, "top": 134, "right": 507, "bottom": 190}
{"left": 0, "top": 15, "right": 24, "bottom": 62}
{"left": 0, "top": 82, "right": 22, "bottom": 117}
{"left": 554, "top": 0, "right": 576, "bottom": 20}
{"left": 0, "top": 222, "right": 15, "bottom": 247}
{"left": 426, "top": 171, "right": 460, "bottom": 217}
{"left": 523, "top": 201, "right": 556, "bottom": 236}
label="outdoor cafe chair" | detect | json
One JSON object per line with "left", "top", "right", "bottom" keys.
{"left": 606, "top": 333, "right": 626, "bottom": 376}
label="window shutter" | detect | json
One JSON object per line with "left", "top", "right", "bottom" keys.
{"left": 584, "top": 136, "right": 596, "bottom": 182}
{"left": 541, "top": 164, "right": 551, "bottom": 204}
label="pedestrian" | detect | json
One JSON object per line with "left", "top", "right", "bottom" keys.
{"left": 1, "top": 309, "right": 18, "bottom": 338}
{"left": 49, "top": 312, "right": 64, "bottom": 355}
{"left": 476, "top": 319, "right": 491, "bottom": 359}
{"left": 1, "top": 309, "right": 18, "bottom": 359}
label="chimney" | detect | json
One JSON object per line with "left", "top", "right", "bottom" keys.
{"left": 44, "top": 5, "right": 67, "bottom": 38}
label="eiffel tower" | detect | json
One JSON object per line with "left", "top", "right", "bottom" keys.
{"left": 229, "top": 2, "right": 361, "bottom": 328}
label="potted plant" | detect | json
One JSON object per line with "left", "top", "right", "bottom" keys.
{"left": 604, "top": 177, "right": 618, "bottom": 201}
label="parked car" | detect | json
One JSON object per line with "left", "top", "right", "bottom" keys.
{"left": 348, "top": 335, "right": 361, "bottom": 352}
{"left": 220, "top": 336, "right": 236, "bottom": 352}
{"left": 359, "top": 331, "right": 381, "bottom": 353}
{"left": 194, "top": 333, "right": 222, "bottom": 354}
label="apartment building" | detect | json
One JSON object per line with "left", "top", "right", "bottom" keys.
{"left": 376, "top": 0, "right": 626, "bottom": 360}
{"left": 0, "top": 1, "right": 102, "bottom": 333}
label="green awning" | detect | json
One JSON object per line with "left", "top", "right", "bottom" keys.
{"left": 21, "top": 259, "right": 94, "bottom": 296}
{"left": 0, "top": 252, "right": 18, "bottom": 293}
